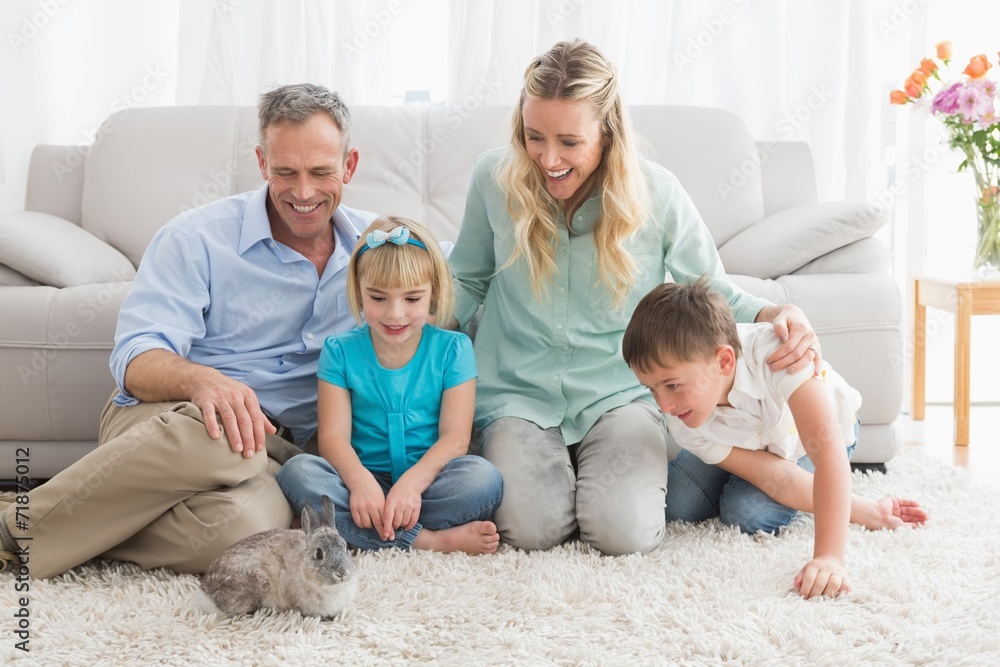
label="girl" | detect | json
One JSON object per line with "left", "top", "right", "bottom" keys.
{"left": 277, "top": 216, "right": 502, "bottom": 555}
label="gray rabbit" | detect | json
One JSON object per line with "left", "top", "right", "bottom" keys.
{"left": 198, "top": 495, "right": 357, "bottom": 618}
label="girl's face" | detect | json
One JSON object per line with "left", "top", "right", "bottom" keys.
{"left": 521, "top": 97, "right": 606, "bottom": 210}
{"left": 360, "top": 276, "right": 433, "bottom": 354}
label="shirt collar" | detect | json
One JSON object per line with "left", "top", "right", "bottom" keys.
{"left": 727, "top": 345, "right": 767, "bottom": 405}
{"left": 238, "top": 185, "right": 366, "bottom": 257}
{"left": 238, "top": 184, "right": 276, "bottom": 255}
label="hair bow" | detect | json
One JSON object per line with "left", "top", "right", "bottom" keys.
{"left": 366, "top": 226, "right": 411, "bottom": 249}
{"left": 356, "top": 225, "right": 428, "bottom": 258}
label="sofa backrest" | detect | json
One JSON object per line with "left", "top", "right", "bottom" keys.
{"left": 77, "top": 104, "right": 769, "bottom": 267}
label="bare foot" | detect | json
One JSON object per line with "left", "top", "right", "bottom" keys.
{"left": 858, "top": 497, "right": 928, "bottom": 530}
{"left": 412, "top": 521, "right": 500, "bottom": 555}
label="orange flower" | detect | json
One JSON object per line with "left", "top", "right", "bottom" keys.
{"left": 935, "top": 40, "right": 953, "bottom": 61}
{"left": 980, "top": 186, "right": 999, "bottom": 206}
{"left": 919, "top": 58, "right": 938, "bottom": 76}
{"left": 964, "top": 54, "right": 992, "bottom": 78}
{"left": 910, "top": 70, "right": 928, "bottom": 86}
{"left": 889, "top": 89, "right": 909, "bottom": 105}
{"left": 904, "top": 78, "right": 923, "bottom": 98}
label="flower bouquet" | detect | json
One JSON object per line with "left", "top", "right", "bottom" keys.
{"left": 892, "top": 41, "right": 1000, "bottom": 275}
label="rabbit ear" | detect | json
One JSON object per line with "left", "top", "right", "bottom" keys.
{"left": 301, "top": 501, "right": 321, "bottom": 534}
{"left": 320, "top": 495, "right": 337, "bottom": 530}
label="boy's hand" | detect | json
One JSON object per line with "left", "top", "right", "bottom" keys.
{"left": 349, "top": 473, "right": 388, "bottom": 538}
{"left": 794, "top": 556, "right": 850, "bottom": 599}
{"left": 383, "top": 480, "right": 423, "bottom": 541}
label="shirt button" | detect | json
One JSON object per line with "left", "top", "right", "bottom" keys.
{"left": 558, "top": 287, "right": 566, "bottom": 293}
{"left": 577, "top": 216, "right": 583, "bottom": 222}
{"left": 307, "top": 333, "right": 314, "bottom": 340}
{"left": 552, "top": 374, "right": 559, "bottom": 381}
{"left": 556, "top": 323, "right": 563, "bottom": 330}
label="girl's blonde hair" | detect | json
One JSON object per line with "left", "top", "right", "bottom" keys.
{"left": 347, "top": 216, "right": 454, "bottom": 326}
{"left": 498, "top": 39, "right": 649, "bottom": 307}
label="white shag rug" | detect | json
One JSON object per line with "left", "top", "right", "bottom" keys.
{"left": 3, "top": 446, "right": 999, "bottom": 667}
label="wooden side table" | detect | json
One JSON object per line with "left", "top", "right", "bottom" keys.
{"left": 912, "top": 274, "right": 1000, "bottom": 445}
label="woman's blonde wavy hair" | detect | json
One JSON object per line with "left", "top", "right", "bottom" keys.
{"left": 497, "top": 39, "right": 649, "bottom": 307}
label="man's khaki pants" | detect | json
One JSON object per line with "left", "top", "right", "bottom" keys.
{"left": 6, "top": 395, "right": 301, "bottom": 579}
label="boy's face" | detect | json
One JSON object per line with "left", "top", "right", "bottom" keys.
{"left": 631, "top": 348, "right": 736, "bottom": 429}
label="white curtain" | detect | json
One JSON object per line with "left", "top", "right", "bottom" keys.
{"left": 1, "top": 0, "right": 883, "bottom": 210}
{"left": 448, "top": 0, "right": 880, "bottom": 202}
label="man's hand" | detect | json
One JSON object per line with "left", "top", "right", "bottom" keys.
{"left": 757, "top": 303, "right": 822, "bottom": 375}
{"left": 191, "top": 373, "right": 276, "bottom": 457}
{"left": 124, "top": 349, "right": 276, "bottom": 457}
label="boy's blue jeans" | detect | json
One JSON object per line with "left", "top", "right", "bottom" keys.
{"left": 665, "top": 431, "right": 858, "bottom": 535}
{"left": 276, "top": 454, "right": 502, "bottom": 550}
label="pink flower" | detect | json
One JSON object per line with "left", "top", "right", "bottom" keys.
{"left": 931, "top": 82, "right": 963, "bottom": 114}
{"left": 957, "top": 83, "right": 990, "bottom": 123}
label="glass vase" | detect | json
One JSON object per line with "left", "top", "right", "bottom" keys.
{"left": 969, "top": 158, "right": 1000, "bottom": 278}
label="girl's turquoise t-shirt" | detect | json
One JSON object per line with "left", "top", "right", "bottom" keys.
{"left": 317, "top": 323, "right": 476, "bottom": 481}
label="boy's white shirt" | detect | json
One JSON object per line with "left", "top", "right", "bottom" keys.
{"left": 664, "top": 323, "right": 862, "bottom": 465}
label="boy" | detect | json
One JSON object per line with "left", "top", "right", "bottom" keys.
{"left": 622, "top": 279, "right": 927, "bottom": 598}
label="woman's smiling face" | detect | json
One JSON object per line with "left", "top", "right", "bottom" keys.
{"left": 521, "top": 97, "right": 606, "bottom": 208}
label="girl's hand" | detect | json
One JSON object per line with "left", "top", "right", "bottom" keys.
{"left": 383, "top": 480, "right": 423, "bottom": 541}
{"left": 349, "top": 473, "right": 387, "bottom": 538}
{"left": 794, "top": 556, "right": 850, "bottom": 599}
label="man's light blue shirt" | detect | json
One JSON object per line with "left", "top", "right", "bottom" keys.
{"left": 110, "top": 184, "right": 377, "bottom": 445}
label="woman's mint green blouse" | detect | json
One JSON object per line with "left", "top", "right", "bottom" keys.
{"left": 450, "top": 149, "right": 771, "bottom": 444}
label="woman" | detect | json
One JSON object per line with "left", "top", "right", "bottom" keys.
{"left": 448, "top": 39, "right": 820, "bottom": 555}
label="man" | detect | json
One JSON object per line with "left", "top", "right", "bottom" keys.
{"left": 0, "top": 84, "right": 376, "bottom": 578}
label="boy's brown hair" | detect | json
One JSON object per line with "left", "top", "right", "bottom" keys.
{"left": 622, "top": 277, "right": 742, "bottom": 373}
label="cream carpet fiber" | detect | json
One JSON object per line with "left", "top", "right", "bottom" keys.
{"left": 3, "top": 446, "right": 999, "bottom": 666}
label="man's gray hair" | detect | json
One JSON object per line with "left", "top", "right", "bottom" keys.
{"left": 257, "top": 83, "right": 352, "bottom": 157}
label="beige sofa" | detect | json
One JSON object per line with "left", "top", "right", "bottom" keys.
{"left": 0, "top": 104, "right": 902, "bottom": 479}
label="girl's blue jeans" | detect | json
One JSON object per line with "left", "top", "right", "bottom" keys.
{"left": 276, "top": 454, "right": 502, "bottom": 550}
{"left": 665, "top": 425, "right": 858, "bottom": 535}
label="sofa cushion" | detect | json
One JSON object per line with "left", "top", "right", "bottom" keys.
{"left": 630, "top": 106, "right": 765, "bottom": 247}
{"left": 717, "top": 202, "right": 887, "bottom": 279}
{"left": 0, "top": 212, "right": 135, "bottom": 287}
{"left": 81, "top": 106, "right": 258, "bottom": 267}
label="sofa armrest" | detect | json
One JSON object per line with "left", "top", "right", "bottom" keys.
{"left": 792, "top": 237, "right": 891, "bottom": 276}
{"left": 717, "top": 201, "right": 887, "bottom": 279}
{"left": 26, "top": 144, "right": 87, "bottom": 224}
{"left": 0, "top": 211, "right": 135, "bottom": 287}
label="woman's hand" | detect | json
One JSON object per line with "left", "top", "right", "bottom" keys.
{"left": 757, "top": 303, "right": 821, "bottom": 374}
